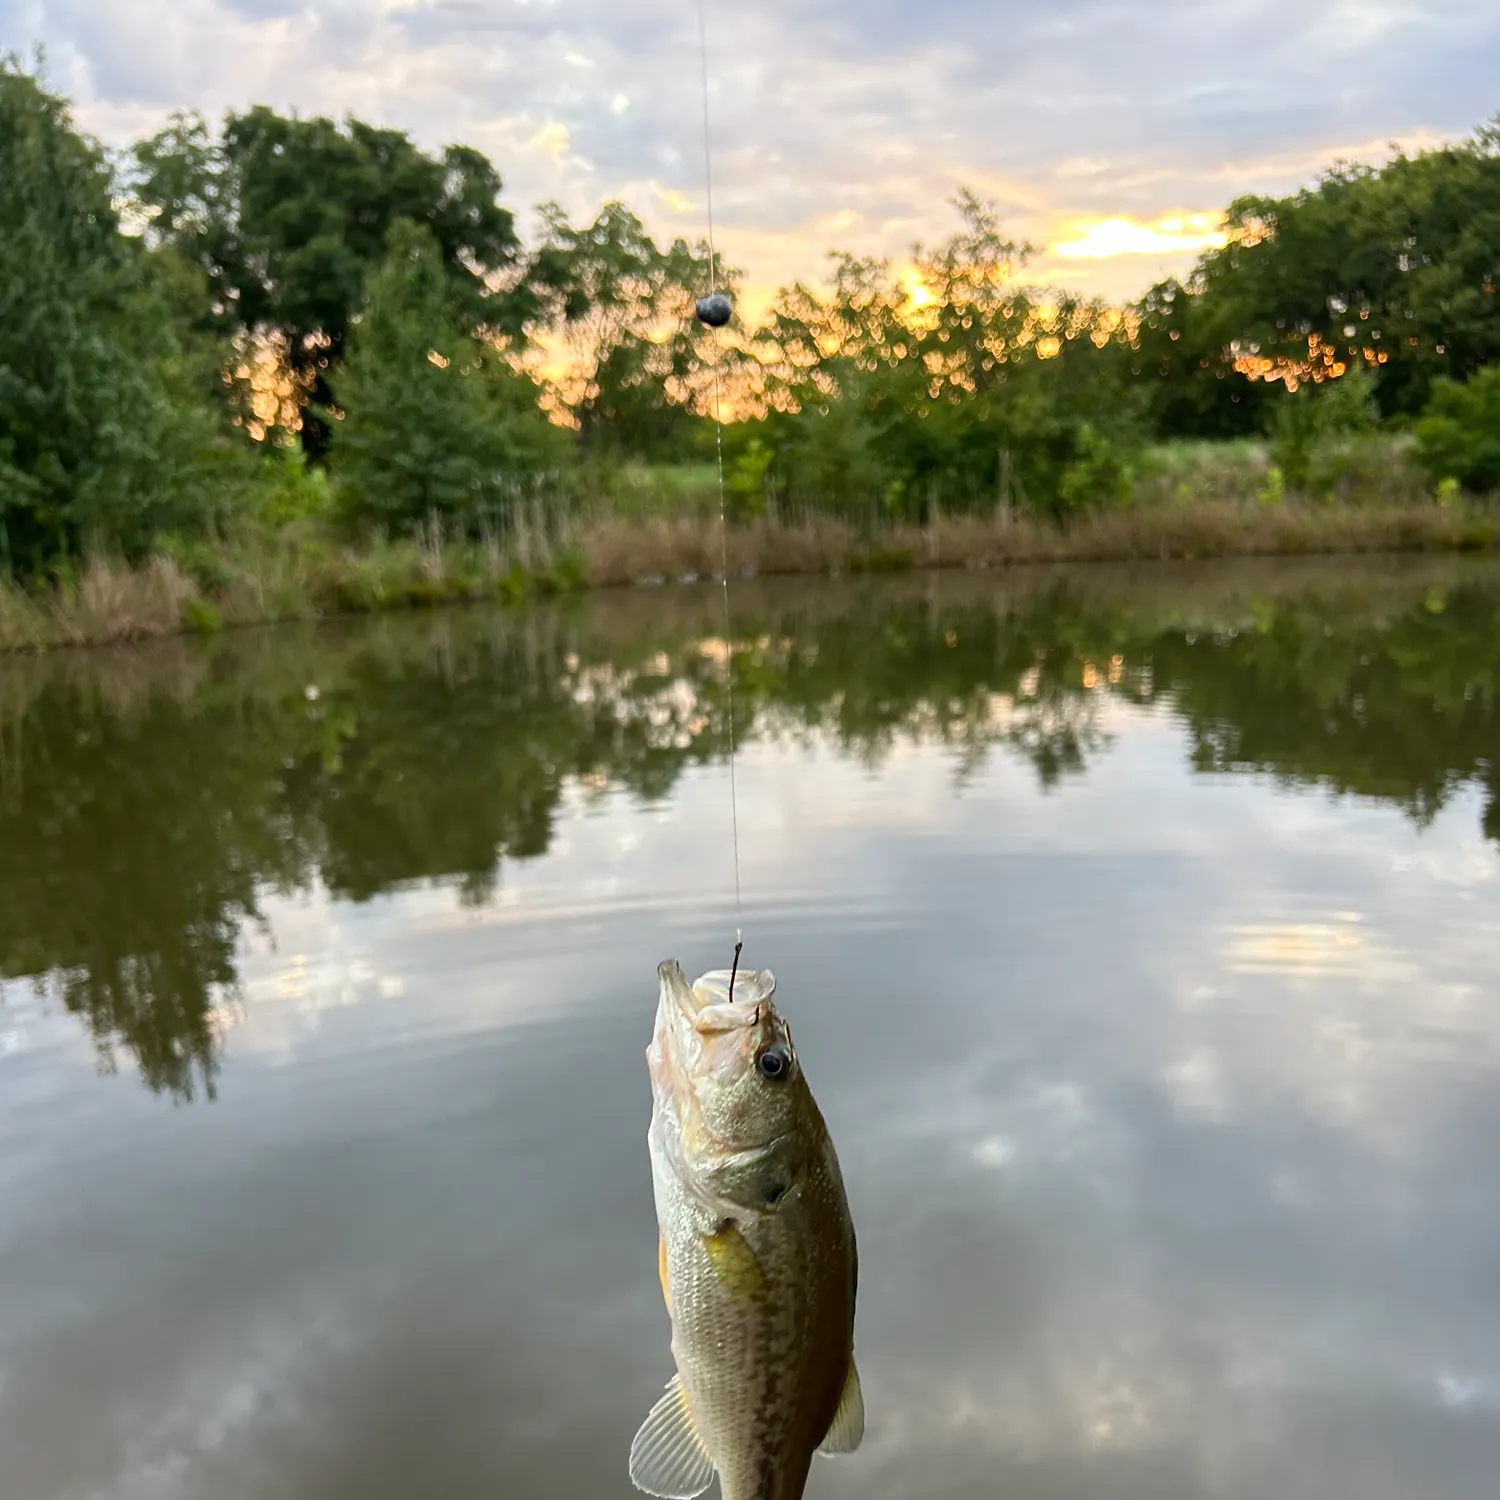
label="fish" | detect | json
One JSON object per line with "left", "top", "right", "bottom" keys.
{"left": 629, "top": 958, "right": 864, "bottom": 1500}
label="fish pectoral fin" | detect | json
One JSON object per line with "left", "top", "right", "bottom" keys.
{"left": 628, "top": 1373, "right": 715, "bottom": 1498}
{"left": 704, "top": 1223, "right": 766, "bottom": 1303}
{"left": 817, "top": 1356, "right": 865, "bottom": 1457}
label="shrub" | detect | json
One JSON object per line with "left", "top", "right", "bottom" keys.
{"left": 1414, "top": 367, "right": 1500, "bottom": 494}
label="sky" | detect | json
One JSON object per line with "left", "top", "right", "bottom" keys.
{"left": 5, "top": 0, "right": 1500, "bottom": 316}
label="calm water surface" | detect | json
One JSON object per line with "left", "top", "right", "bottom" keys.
{"left": 4, "top": 557, "right": 1500, "bottom": 1500}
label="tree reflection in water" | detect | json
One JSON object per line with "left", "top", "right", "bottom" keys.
{"left": 3, "top": 558, "right": 1498, "bottom": 1101}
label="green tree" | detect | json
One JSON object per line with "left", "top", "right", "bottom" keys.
{"left": 0, "top": 55, "right": 251, "bottom": 571}
{"left": 1129, "top": 276, "right": 1270, "bottom": 438}
{"left": 326, "top": 219, "right": 563, "bottom": 532}
{"left": 1267, "top": 359, "right": 1380, "bottom": 493}
{"left": 1177, "top": 118, "right": 1500, "bottom": 424}
{"left": 131, "top": 106, "right": 531, "bottom": 457}
{"left": 1414, "top": 366, "right": 1500, "bottom": 492}
{"left": 525, "top": 200, "right": 734, "bottom": 459}
{"left": 749, "top": 252, "right": 914, "bottom": 521}
{"left": 750, "top": 192, "right": 1148, "bottom": 520}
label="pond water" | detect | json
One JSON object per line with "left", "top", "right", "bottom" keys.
{"left": 4, "top": 556, "right": 1500, "bottom": 1500}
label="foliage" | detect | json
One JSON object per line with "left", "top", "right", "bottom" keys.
{"left": 1180, "top": 117, "right": 1500, "bottom": 421}
{"left": 524, "top": 200, "right": 736, "bottom": 459}
{"left": 724, "top": 437, "right": 774, "bottom": 519}
{"left": 1414, "top": 366, "right": 1500, "bottom": 493}
{"left": 0, "top": 55, "right": 254, "bottom": 572}
{"left": 1267, "top": 360, "right": 1380, "bottom": 494}
{"left": 253, "top": 444, "right": 337, "bottom": 528}
{"left": 1130, "top": 276, "right": 1271, "bottom": 438}
{"left": 5, "top": 61, "right": 1500, "bottom": 567}
{"left": 131, "top": 105, "right": 531, "bottom": 456}
{"left": 748, "top": 193, "right": 1150, "bottom": 521}
{"left": 325, "top": 220, "right": 567, "bottom": 534}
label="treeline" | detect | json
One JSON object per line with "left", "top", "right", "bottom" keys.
{"left": 3, "top": 52, "right": 1500, "bottom": 577}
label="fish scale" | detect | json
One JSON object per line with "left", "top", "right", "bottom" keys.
{"left": 630, "top": 960, "right": 864, "bottom": 1500}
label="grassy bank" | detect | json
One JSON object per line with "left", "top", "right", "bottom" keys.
{"left": 3, "top": 489, "right": 1498, "bottom": 655}
{"left": 582, "top": 495, "right": 1500, "bottom": 584}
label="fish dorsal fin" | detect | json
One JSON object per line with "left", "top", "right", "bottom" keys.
{"left": 817, "top": 1356, "right": 865, "bottom": 1457}
{"left": 629, "top": 1374, "right": 715, "bottom": 1498}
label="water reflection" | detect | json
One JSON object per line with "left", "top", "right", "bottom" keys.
{"left": 2, "top": 558, "right": 1500, "bottom": 1103}
{"left": 5, "top": 558, "right": 1500, "bottom": 1500}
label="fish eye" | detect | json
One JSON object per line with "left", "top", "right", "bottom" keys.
{"left": 757, "top": 1043, "right": 791, "bottom": 1082}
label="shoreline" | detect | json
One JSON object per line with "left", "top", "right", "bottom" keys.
{"left": 3, "top": 499, "right": 1497, "bottom": 656}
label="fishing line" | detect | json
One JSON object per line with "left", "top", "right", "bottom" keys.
{"left": 693, "top": 0, "right": 744, "bottom": 981}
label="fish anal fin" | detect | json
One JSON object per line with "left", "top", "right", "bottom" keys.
{"left": 629, "top": 1373, "right": 714, "bottom": 1498}
{"left": 817, "top": 1356, "right": 865, "bottom": 1457}
{"left": 658, "top": 1231, "right": 672, "bottom": 1317}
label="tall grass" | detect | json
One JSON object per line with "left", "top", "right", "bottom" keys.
{"left": 0, "top": 557, "right": 198, "bottom": 651}
{"left": 579, "top": 498, "right": 1499, "bottom": 586}
{"left": 0, "top": 510, "right": 584, "bottom": 654}
{"left": 2, "top": 462, "right": 1496, "bottom": 655}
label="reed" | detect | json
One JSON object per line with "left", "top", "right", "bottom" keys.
{"left": 1, "top": 495, "right": 1494, "bottom": 655}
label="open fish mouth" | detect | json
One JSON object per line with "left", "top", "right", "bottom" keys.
{"left": 658, "top": 957, "right": 778, "bottom": 1031}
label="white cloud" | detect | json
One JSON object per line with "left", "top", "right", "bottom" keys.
{"left": 2, "top": 0, "right": 1494, "bottom": 308}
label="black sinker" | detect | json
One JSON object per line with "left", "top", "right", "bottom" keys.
{"left": 696, "top": 293, "right": 732, "bottom": 328}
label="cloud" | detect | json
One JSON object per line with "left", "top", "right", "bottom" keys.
{"left": 4, "top": 1, "right": 1498, "bottom": 306}
{"left": 1049, "top": 212, "right": 1230, "bottom": 262}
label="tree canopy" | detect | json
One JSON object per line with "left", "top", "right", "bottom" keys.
{"left": 132, "top": 104, "right": 532, "bottom": 455}
{"left": 0, "top": 57, "right": 250, "bottom": 570}
{"left": 326, "top": 219, "right": 565, "bottom": 532}
{"left": 524, "top": 199, "right": 734, "bottom": 458}
{"left": 1156, "top": 119, "right": 1500, "bottom": 419}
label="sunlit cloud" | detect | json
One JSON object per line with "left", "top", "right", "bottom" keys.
{"left": 1055, "top": 156, "right": 1112, "bottom": 178}
{"left": 1049, "top": 212, "right": 1230, "bottom": 261}
{"left": 528, "top": 119, "right": 574, "bottom": 162}
{"left": 656, "top": 185, "right": 694, "bottom": 213}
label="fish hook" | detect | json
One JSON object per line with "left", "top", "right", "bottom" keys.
{"left": 728, "top": 937, "right": 744, "bottom": 1004}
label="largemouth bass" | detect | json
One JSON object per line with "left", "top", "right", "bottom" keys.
{"left": 629, "top": 958, "right": 863, "bottom": 1500}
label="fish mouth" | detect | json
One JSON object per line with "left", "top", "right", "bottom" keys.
{"left": 658, "top": 957, "right": 777, "bottom": 1033}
